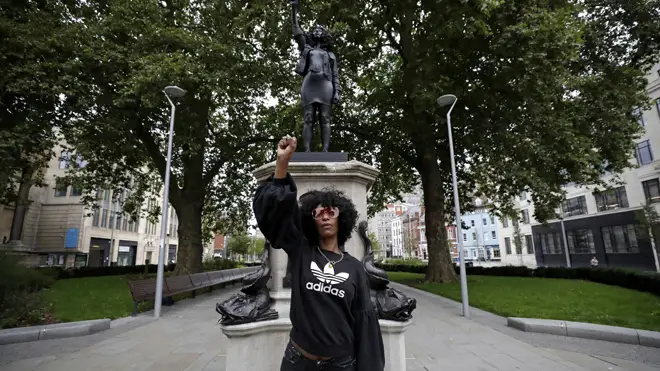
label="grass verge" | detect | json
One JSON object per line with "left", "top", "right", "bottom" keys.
{"left": 388, "top": 271, "right": 660, "bottom": 332}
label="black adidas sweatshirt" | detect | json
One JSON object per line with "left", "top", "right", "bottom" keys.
{"left": 253, "top": 173, "right": 385, "bottom": 370}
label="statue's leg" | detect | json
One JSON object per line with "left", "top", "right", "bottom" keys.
{"left": 319, "top": 104, "right": 331, "bottom": 152}
{"left": 302, "top": 105, "right": 315, "bottom": 152}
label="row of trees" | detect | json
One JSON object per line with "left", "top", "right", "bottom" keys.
{"left": 2, "top": 0, "right": 660, "bottom": 280}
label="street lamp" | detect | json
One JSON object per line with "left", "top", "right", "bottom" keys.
{"left": 155, "top": 85, "right": 186, "bottom": 318}
{"left": 437, "top": 93, "right": 470, "bottom": 318}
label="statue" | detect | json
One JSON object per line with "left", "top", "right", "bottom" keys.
{"left": 290, "top": 0, "right": 341, "bottom": 152}
{"left": 359, "top": 221, "right": 417, "bottom": 321}
{"left": 216, "top": 243, "right": 278, "bottom": 325}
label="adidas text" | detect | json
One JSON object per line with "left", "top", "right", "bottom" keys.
{"left": 305, "top": 281, "right": 345, "bottom": 298}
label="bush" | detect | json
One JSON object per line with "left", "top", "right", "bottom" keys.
{"left": 202, "top": 257, "right": 241, "bottom": 271}
{"left": 384, "top": 258, "right": 426, "bottom": 266}
{"left": 0, "top": 255, "right": 55, "bottom": 329}
{"left": 381, "top": 263, "right": 660, "bottom": 297}
{"left": 39, "top": 263, "right": 177, "bottom": 280}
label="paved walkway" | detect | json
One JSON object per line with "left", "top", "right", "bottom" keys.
{"left": 0, "top": 284, "right": 658, "bottom": 371}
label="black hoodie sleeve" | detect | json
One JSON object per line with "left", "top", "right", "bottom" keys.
{"left": 352, "top": 267, "right": 385, "bottom": 371}
{"left": 253, "top": 173, "right": 302, "bottom": 255}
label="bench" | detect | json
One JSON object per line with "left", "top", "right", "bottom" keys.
{"left": 126, "top": 266, "right": 260, "bottom": 316}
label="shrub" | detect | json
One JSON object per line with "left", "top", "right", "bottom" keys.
{"left": 202, "top": 257, "right": 240, "bottom": 271}
{"left": 385, "top": 258, "right": 426, "bottom": 266}
{"left": 381, "top": 263, "right": 660, "bottom": 296}
{"left": 38, "top": 263, "right": 177, "bottom": 280}
{"left": 0, "top": 255, "right": 54, "bottom": 329}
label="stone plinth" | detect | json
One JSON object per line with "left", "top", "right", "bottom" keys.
{"left": 221, "top": 318, "right": 293, "bottom": 371}
{"left": 380, "top": 319, "right": 412, "bottom": 371}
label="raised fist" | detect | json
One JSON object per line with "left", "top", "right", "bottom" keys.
{"left": 277, "top": 135, "right": 297, "bottom": 163}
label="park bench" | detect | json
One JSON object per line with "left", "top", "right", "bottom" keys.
{"left": 126, "top": 266, "right": 260, "bottom": 316}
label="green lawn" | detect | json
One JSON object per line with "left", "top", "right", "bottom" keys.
{"left": 388, "top": 272, "right": 660, "bottom": 331}
{"left": 42, "top": 276, "right": 134, "bottom": 322}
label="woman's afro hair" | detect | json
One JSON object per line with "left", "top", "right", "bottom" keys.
{"left": 299, "top": 188, "right": 358, "bottom": 249}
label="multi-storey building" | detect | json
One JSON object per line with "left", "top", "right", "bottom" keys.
{"left": 0, "top": 142, "right": 214, "bottom": 268}
{"left": 390, "top": 216, "right": 404, "bottom": 258}
{"left": 498, "top": 62, "right": 660, "bottom": 270}
{"left": 460, "top": 197, "right": 502, "bottom": 264}
{"left": 497, "top": 192, "right": 538, "bottom": 267}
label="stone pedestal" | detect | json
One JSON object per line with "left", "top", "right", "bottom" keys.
{"left": 221, "top": 159, "right": 415, "bottom": 371}
{"left": 380, "top": 320, "right": 412, "bottom": 371}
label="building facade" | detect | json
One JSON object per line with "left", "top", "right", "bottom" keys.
{"left": 0, "top": 142, "right": 214, "bottom": 268}
{"left": 498, "top": 62, "right": 660, "bottom": 270}
{"left": 460, "top": 198, "right": 502, "bottom": 264}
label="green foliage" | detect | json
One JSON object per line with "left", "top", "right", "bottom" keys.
{"left": 367, "top": 232, "right": 382, "bottom": 253}
{"left": 390, "top": 272, "right": 660, "bottom": 331}
{"left": 226, "top": 233, "right": 252, "bottom": 257}
{"left": 0, "top": 255, "right": 55, "bottom": 329}
{"left": 202, "top": 257, "right": 241, "bottom": 271}
{"left": 39, "top": 264, "right": 177, "bottom": 279}
{"left": 381, "top": 264, "right": 660, "bottom": 297}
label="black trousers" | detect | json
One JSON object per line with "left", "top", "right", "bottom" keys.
{"left": 280, "top": 340, "right": 356, "bottom": 371}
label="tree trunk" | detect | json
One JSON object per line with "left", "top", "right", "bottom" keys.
{"left": 173, "top": 200, "right": 205, "bottom": 274}
{"left": 9, "top": 165, "right": 35, "bottom": 242}
{"left": 418, "top": 152, "right": 459, "bottom": 283}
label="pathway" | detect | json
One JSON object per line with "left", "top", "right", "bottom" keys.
{"left": 0, "top": 284, "right": 658, "bottom": 371}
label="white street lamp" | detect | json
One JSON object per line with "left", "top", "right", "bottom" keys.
{"left": 154, "top": 85, "right": 186, "bottom": 318}
{"left": 437, "top": 94, "right": 470, "bottom": 318}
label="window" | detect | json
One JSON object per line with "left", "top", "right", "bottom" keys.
{"left": 504, "top": 237, "right": 512, "bottom": 254}
{"left": 463, "top": 233, "right": 467, "bottom": 241}
{"left": 490, "top": 216, "right": 495, "bottom": 225}
{"left": 493, "top": 249, "right": 501, "bottom": 258}
{"left": 482, "top": 218, "right": 487, "bottom": 225}
{"left": 642, "top": 179, "right": 660, "bottom": 203}
{"left": 536, "top": 232, "right": 563, "bottom": 254}
{"left": 512, "top": 218, "right": 519, "bottom": 228}
{"left": 470, "top": 220, "right": 475, "bottom": 227}
{"left": 502, "top": 218, "right": 509, "bottom": 228}
{"left": 561, "top": 196, "right": 587, "bottom": 216}
{"left": 521, "top": 209, "right": 530, "bottom": 224}
{"left": 656, "top": 98, "right": 660, "bottom": 116}
{"left": 515, "top": 238, "right": 523, "bottom": 254}
{"left": 491, "top": 231, "right": 496, "bottom": 239}
{"left": 602, "top": 225, "right": 639, "bottom": 254}
{"left": 566, "top": 229, "right": 595, "bottom": 254}
{"left": 472, "top": 232, "right": 477, "bottom": 241}
{"left": 92, "top": 210, "right": 100, "bottom": 227}
{"left": 59, "top": 151, "right": 70, "bottom": 169}
{"left": 145, "top": 251, "right": 153, "bottom": 264}
{"left": 101, "top": 209, "right": 108, "bottom": 228}
{"left": 525, "top": 235, "right": 534, "bottom": 254}
{"left": 594, "top": 187, "right": 629, "bottom": 211}
{"left": 54, "top": 181, "right": 67, "bottom": 197}
{"left": 636, "top": 140, "right": 653, "bottom": 166}
{"left": 634, "top": 108, "right": 645, "bottom": 126}
{"left": 483, "top": 232, "right": 488, "bottom": 241}
{"left": 70, "top": 185, "right": 83, "bottom": 197}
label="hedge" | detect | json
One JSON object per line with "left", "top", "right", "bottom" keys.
{"left": 376, "top": 263, "right": 660, "bottom": 297}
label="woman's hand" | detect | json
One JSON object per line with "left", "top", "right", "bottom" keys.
{"left": 275, "top": 135, "right": 296, "bottom": 178}
{"left": 332, "top": 92, "right": 340, "bottom": 104}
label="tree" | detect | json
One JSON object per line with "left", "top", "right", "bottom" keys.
{"left": 0, "top": 0, "right": 80, "bottom": 244}
{"left": 367, "top": 232, "right": 382, "bottom": 255}
{"left": 59, "top": 0, "right": 292, "bottom": 273}
{"left": 226, "top": 233, "right": 251, "bottom": 259}
{"left": 249, "top": 237, "right": 266, "bottom": 260}
{"left": 635, "top": 203, "right": 660, "bottom": 272}
{"left": 267, "top": 0, "right": 660, "bottom": 282}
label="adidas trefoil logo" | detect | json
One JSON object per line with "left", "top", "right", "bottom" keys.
{"left": 305, "top": 261, "right": 349, "bottom": 298}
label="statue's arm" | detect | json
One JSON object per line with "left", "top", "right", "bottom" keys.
{"left": 291, "top": 0, "right": 305, "bottom": 51}
{"left": 331, "top": 54, "right": 341, "bottom": 100}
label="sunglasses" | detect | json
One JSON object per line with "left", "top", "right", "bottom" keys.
{"left": 312, "top": 206, "right": 340, "bottom": 220}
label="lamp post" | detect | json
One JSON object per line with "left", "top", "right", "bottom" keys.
{"left": 155, "top": 85, "right": 186, "bottom": 318}
{"left": 437, "top": 94, "right": 470, "bottom": 318}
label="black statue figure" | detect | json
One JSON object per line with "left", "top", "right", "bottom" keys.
{"left": 216, "top": 243, "right": 278, "bottom": 325}
{"left": 359, "top": 221, "right": 417, "bottom": 321}
{"left": 291, "top": 0, "right": 341, "bottom": 152}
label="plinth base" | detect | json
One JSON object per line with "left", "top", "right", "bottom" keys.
{"left": 221, "top": 317, "right": 412, "bottom": 371}
{"left": 221, "top": 318, "right": 292, "bottom": 371}
{"left": 271, "top": 289, "right": 291, "bottom": 319}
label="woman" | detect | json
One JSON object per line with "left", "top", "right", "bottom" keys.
{"left": 290, "top": 0, "right": 341, "bottom": 152}
{"left": 254, "top": 135, "right": 385, "bottom": 371}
